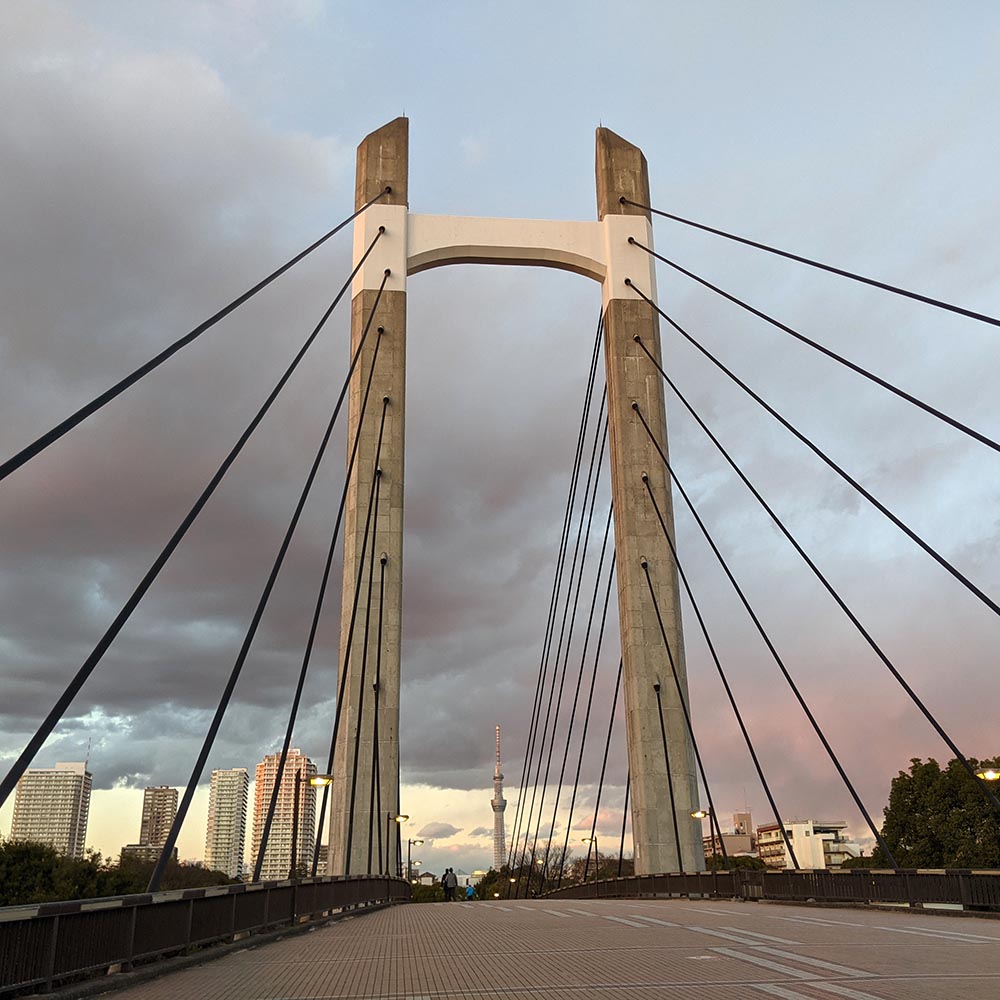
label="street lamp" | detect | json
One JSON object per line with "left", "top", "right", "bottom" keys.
{"left": 582, "top": 837, "right": 598, "bottom": 882}
{"left": 976, "top": 768, "right": 1000, "bottom": 782}
{"left": 290, "top": 773, "right": 333, "bottom": 880}
{"left": 407, "top": 838, "right": 424, "bottom": 881}
{"left": 690, "top": 808, "right": 718, "bottom": 868}
{"left": 386, "top": 813, "right": 408, "bottom": 876}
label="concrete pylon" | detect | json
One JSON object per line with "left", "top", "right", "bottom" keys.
{"left": 328, "top": 118, "right": 408, "bottom": 876}
{"left": 596, "top": 128, "right": 704, "bottom": 874}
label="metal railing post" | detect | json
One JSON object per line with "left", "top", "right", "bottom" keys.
{"left": 42, "top": 913, "right": 59, "bottom": 994}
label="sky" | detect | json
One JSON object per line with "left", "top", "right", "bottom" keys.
{"left": 2, "top": 0, "right": 1000, "bottom": 878}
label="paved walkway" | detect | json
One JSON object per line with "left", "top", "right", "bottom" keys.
{"left": 104, "top": 898, "right": 1000, "bottom": 999}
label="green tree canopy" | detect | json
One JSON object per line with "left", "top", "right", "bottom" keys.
{"left": 0, "top": 839, "right": 238, "bottom": 906}
{"left": 876, "top": 756, "right": 1000, "bottom": 868}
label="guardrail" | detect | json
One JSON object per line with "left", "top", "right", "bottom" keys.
{"left": 544, "top": 868, "right": 1000, "bottom": 910}
{"left": 0, "top": 874, "right": 410, "bottom": 997}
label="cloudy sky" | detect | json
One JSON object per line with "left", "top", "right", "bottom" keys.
{"left": 2, "top": 1, "right": 999, "bottom": 876}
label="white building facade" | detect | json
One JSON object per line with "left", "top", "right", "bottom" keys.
{"left": 11, "top": 762, "right": 93, "bottom": 859}
{"left": 757, "top": 819, "right": 861, "bottom": 870}
{"left": 205, "top": 768, "right": 249, "bottom": 879}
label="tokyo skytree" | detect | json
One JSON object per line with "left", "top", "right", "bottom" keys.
{"left": 491, "top": 725, "right": 507, "bottom": 872}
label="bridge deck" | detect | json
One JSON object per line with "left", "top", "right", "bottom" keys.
{"left": 105, "top": 898, "right": 1000, "bottom": 1000}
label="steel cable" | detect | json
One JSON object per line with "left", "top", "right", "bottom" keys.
{"left": 536, "top": 418, "right": 610, "bottom": 888}
{"left": 625, "top": 248, "right": 1000, "bottom": 457}
{"left": 312, "top": 395, "right": 390, "bottom": 874}
{"left": 253, "top": 322, "right": 387, "bottom": 880}
{"left": 626, "top": 301, "right": 1000, "bottom": 619}
{"left": 148, "top": 276, "right": 386, "bottom": 892}
{"left": 641, "top": 473, "right": 800, "bottom": 868}
{"left": 525, "top": 392, "right": 608, "bottom": 895}
{"left": 633, "top": 399, "right": 902, "bottom": 864}
{"left": 0, "top": 237, "right": 386, "bottom": 813}
{"left": 507, "top": 314, "right": 605, "bottom": 879}
{"left": 583, "top": 658, "right": 623, "bottom": 883}
{"left": 344, "top": 458, "right": 386, "bottom": 874}
{"left": 555, "top": 536, "right": 616, "bottom": 889}
{"left": 641, "top": 560, "right": 728, "bottom": 867}
{"left": 628, "top": 323, "right": 1000, "bottom": 819}
{"left": 621, "top": 197, "right": 1000, "bottom": 329}
{"left": 0, "top": 190, "right": 391, "bottom": 484}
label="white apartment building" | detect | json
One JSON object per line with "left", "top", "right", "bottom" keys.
{"left": 205, "top": 768, "right": 249, "bottom": 879}
{"left": 11, "top": 762, "right": 92, "bottom": 859}
{"left": 757, "top": 819, "right": 862, "bottom": 870}
{"left": 251, "top": 750, "right": 317, "bottom": 881}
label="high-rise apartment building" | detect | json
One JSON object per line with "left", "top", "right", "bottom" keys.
{"left": 252, "top": 750, "right": 316, "bottom": 881}
{"left": 10, "top": 762, "right": 93, "bottom": 859}
{"left": 139, "top": 785, "right": 177, "bottom": 847}
{"left": 205, "top": 768, "right": 249, "bottom": 879}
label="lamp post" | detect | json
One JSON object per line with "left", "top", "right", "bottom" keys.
{"left": 976, "top": 768, "right": 1000, "bottom": 782}
{"left": 582, "top": 837, "right": 598, "bottom": 882}
{"left": 407, "top": 838, "right": 424, "bottom": 881}
{"left": 691, "top": 808, "right": 718, "bottom": 868}
{"left": 386, "top": 813, "right": 408, "bottom": 876}
{"left": 290, "top": 773, "right": 333, "bottom": 880}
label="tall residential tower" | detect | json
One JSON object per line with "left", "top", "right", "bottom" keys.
{"left": 491, "top": 725, "right": 507, "bottom": 872}
{"left": 11, "top": 762, "right": 92, "bottom": 859}
{"left": 252, "top": 750, "right": 316, "bottom": 880}
{"left": 205, "top": 768, "right": 249, "bottom": 879}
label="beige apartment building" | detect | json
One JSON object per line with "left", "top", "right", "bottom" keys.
{"left": 251, "top": 750, "right": 316, "bottom": 881}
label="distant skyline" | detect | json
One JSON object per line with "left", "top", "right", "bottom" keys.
{"left": 2, "top": 1, "right": 1000, "bottom": 878}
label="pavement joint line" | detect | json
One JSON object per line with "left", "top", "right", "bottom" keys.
{"left": 809, "top": 981, "right": 886, "bottom": 1000}
{"left": 600, "top": 915, "right": 650, "bottom": 928}
{"left": 769, "top": 911, "right": 1000, "bottom": 941}
{"left": 565, "top": 908, "right": 600, "bottom": 917}
{"left": 711, "top": 946, "right": 817, "bottom": 979}
{"left": 538, "top": 908, "right": 574, "bottom": 918}
{"left": 744, "top": 945, "right": 869, "bottom": 978}
{"left": 750, "top": 985, "right": 827, "bottom": 1000}
{"left": 627, "top": 914, "right": 680, "bottom": 927}
{"left": 718, "top": 926, "right": 801, "bottom": 944}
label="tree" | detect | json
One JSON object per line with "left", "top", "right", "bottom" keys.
{"left": 0, "top": 838, "right": 238, "bottom": 906}
{"left": 876, "top": 756, "right": 1000, "bottom": 868}
{"left": 705, "top": 854, "right": 766, "bottom": 871}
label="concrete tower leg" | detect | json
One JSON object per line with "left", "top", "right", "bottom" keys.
{"left": 596, "top": 128, "right": 704, "bottom": 874}
{"left": 329, "top": 118, "right": 408, "bottom": 875}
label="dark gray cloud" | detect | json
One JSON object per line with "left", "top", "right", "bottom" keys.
{"left": 3, "top": 1, "right": 1000, "bottom": 866}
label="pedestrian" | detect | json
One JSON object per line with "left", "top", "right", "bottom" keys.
{"left": 442, "top": 867, "right": 458, "bottom": 901}
{"left": 465, "top": 884, "right": 475, "bottom": 901}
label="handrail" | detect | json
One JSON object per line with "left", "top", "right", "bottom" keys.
{"left": 543, "top": 868, "right": 1000, "bottom": 912}
{"left": 0, "top": 875, "right": 410, "bottom": 996}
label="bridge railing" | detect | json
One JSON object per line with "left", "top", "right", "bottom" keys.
{"left": 544, "top": 868, "right": 1000, "bottom": 911}
{"left": 0, "top": 874, "right": 410, "bottom": 997}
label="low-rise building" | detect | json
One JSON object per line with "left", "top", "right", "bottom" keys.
{"left": 756, "top": 820, "right": 861, "bottom": 870}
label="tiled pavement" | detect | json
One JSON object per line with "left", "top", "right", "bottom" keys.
{"left": 102, "top": 898, "right": 1000, "bottom": 999}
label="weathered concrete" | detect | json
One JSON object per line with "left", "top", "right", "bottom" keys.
{"left": 329, "top": 119, "right": 407, "bottom": 876}
{"left": 597, "top": 127, "right": 703, "bottom": 874}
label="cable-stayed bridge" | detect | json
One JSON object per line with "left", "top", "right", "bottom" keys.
{"left": 1, "top": 118, "right": 999, "bottom": 998}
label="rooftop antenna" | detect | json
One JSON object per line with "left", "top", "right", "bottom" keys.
{"left": 84, "top": 737, "right": 92, "bottom": 771}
